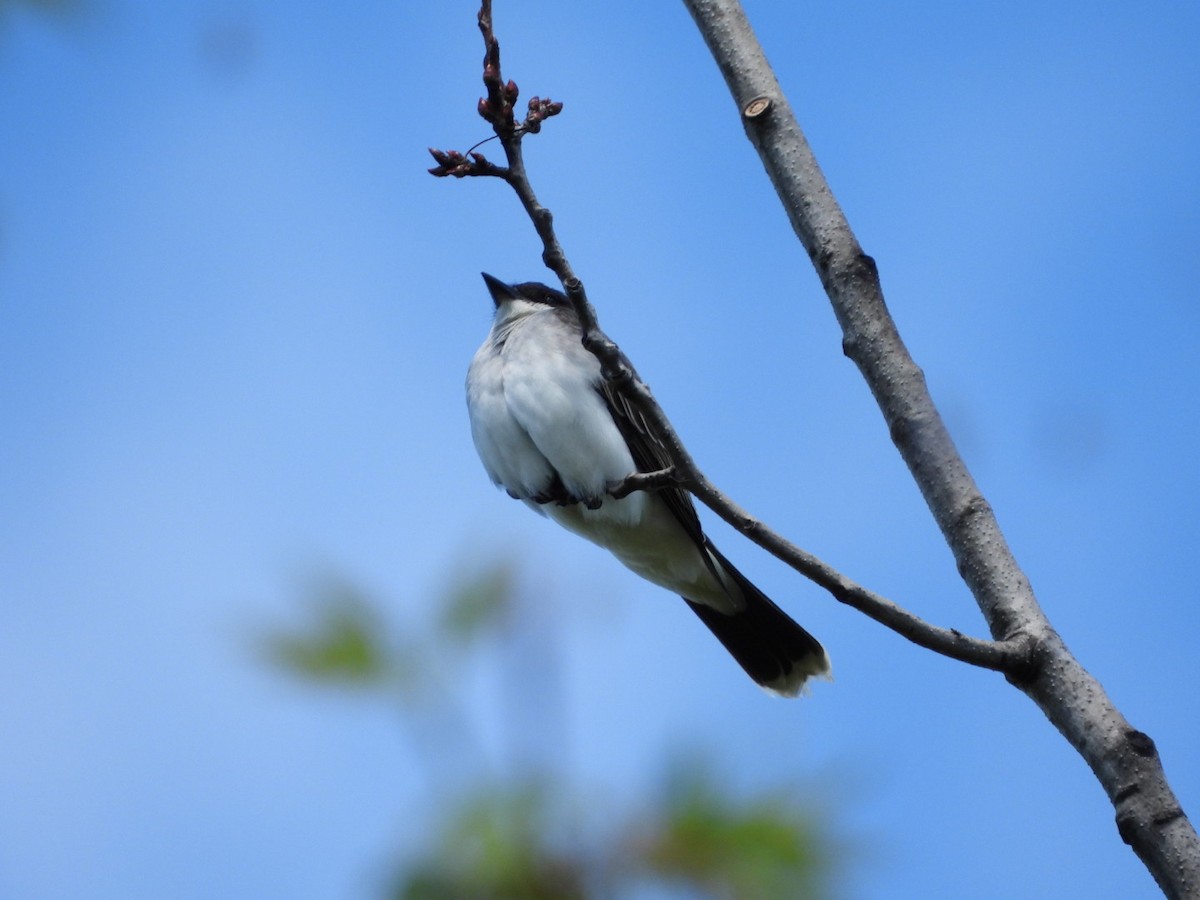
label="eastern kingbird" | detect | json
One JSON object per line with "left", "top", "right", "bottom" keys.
{"left": 466, "top": 273, "right": 830, "bottom": 695}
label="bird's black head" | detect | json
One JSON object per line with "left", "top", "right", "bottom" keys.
{"left": 481, "top": 272, "right": 569, "bottom": 309}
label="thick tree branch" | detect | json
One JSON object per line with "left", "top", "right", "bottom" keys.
{"left": 680, "top": 0, "right": 1200, "bottom": 896}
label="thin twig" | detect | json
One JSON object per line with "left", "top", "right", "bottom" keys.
{"left": 684, "top": 472, "right": 1028, "bottom": 671}
{"left": 606, "top": 467, "right": 681, "bottom": 500}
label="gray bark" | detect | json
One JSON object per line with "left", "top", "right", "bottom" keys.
{"left": 681, "top": 1, "right": 1200, "bottom": 897}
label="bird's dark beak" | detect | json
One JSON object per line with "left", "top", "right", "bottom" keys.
{"left": 481, "top": 272, "right": 518, "bottom": 307}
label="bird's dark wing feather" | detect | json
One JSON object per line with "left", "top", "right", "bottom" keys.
{"left": 597, "top": 375, "right": 705, "bottom": 547}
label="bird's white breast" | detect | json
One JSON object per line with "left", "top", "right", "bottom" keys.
{"left": 466, "top": 300, "right": 733, "bottom": 611}
{"left": 466, "top": 304, "right": 645, "bottom": 525}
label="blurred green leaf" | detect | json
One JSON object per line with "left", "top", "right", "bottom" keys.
{"left": 395, "top": 783, "right": 587, "bottom": 900}
{"left": 438, "top": 563, "right": 515, "bottom": 642}
{"left": 261, "top": 584, "right": 392, "bottom": 686}
{"left": 264, "top": 566, "right": 844, "bottom": 898}
{"left": 632, "top": 763, "right": 833, "bottom": 900}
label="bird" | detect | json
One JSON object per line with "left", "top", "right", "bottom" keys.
{"left": 465, "top": 272, "right": 830, "bottom": 696}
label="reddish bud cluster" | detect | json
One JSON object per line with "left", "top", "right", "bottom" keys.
{"left": 428, "top": 0, "right": 565, "bottom": 181}
{"left": 521, "top": 96, "right": 564, "bottom": 134}
{"left": 427, "top": 148, "right": 498, "bottom": 178}
{"left": 478, "top": 75, "right": 516, "bottom": 133}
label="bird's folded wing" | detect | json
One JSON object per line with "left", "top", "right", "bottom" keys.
{"left": 597, "top": 377, "right": 706, "bottom": 550}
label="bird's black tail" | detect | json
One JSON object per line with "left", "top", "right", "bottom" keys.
{"left": 684, "top": 543, "right": 830, "bottom": 696}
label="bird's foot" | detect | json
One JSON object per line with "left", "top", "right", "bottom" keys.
{"left": 526, "top": 480, "right": 603, "bottom": 510}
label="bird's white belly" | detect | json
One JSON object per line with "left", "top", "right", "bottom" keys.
{"left": 546, "top": 495, "right": 735, "bottom": 611}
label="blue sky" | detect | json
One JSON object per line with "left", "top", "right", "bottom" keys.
{"left": 2, "top": 1, "right": 1198, "bottom": 897}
